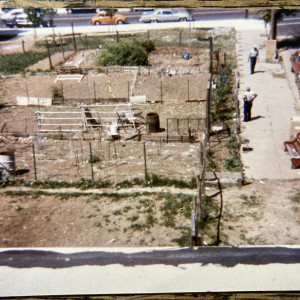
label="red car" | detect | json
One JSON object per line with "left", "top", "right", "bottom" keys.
{"left": 290, "top": 50, "right": 300, "bottom": 82}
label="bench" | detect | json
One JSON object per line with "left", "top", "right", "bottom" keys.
{"left": 284, "top": 132, "right": 300, "bottom": 169}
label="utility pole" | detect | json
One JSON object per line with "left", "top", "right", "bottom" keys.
{"left": 270, "top": 9, "right": 277, "bottom": 40}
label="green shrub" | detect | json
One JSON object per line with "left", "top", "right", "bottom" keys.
{"left": 97, "top": 39, "right": 155, "bottom": 66}
{"left": 88, "top": 154, "right": 100, "bottom": 164}
{"left": 51, "top": 86, "right": 63, "bottom": 99}
{"left": 224, "top": 134, "right": 240, "bottom": 171}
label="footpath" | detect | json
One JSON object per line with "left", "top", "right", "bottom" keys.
{"left": 235, "top": 25, "right": 300, "bottom": 180}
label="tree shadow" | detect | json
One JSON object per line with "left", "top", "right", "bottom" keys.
{"left": 277, "top": 36, "right": 300, "bottom": 50}
{"left": 16, "top": 169, "right": 30, "bottom": 176}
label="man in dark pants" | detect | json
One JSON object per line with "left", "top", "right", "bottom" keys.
{"left": 248, "top": 46, "right": 259, "bottom": 74}
{"left": 243, "top": 87, "right": 258, "bottom": 122}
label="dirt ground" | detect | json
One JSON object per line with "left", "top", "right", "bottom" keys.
{"left": 0, "top": 40, "right": 299, "bottom": 248}
{"left": 0, "top": 179, "right": 299, "bottom": 247}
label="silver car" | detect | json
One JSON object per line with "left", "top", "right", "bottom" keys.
{"left": 139, "top": 9, "right": 192, "bottom": 23}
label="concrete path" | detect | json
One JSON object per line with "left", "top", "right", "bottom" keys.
{"left": 236, "top": 28, "right": 300, "bottom": 180}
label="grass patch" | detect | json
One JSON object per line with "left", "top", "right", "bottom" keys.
{"left": 0, "top": 52, "right": 48, "bottom": 74}
{"left": 159, "top": 193, "right": 193, "bottom": 227}
{"left": 171, "top": 227, "right": 190, "bottom": 247}
{"left": 290, "top": 191, "right": 300, "bottom": 203}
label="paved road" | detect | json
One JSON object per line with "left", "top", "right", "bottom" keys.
{"left": 1, "top": 9, "right": 300, "bottom": 36}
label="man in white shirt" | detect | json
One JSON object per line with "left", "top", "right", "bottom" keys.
{"left": 243, "top": 87, "right": 258, "bottom": 122}
{"left": 248, "top": 45, "right": 259, "bottom": 74}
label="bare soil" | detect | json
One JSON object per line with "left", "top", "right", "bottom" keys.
{"left": 0, "top": 179, "right": 299, "bottom": 247}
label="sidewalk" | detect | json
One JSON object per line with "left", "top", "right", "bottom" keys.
{"left": 236, "top": 27, "right": 300, "bottom": 180}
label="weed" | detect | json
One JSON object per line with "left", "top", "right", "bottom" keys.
{"left": 127, "top": 215, "right": 139, "bottom": 222}
{"left": 171, "top": 227, "right": 190, "bottom": 247}
{"left": 129, "top": 223, "right": 146, "bottom": 231}
{"left": 87, "top": 214, "right": 97, "bottom": 218}
{"left": 51, "top": 86, "right": 63, "bottom": 99}
{"left": 206, "top": 149, "right": 217, "bottom": 171}
{"left": 139, "top": 239, "right": 147, "bottom": 246}
{"left": 15, "top": 205, "right": 22, "bottom": 211}
{"left": 96, "top": 222, "right": 102, "bottom": 227}
{"left": 123, "top": 206, "right": 132, "bottom": 213}
{"left": 88, "top": 155, "right": 100, "bottom": 164}
{"left": 290, "top": 191, "right": 300, "bottom": 203}
{"left": 146, "top": 214, "right": 157, "bottom": 227}
{"left": 104, "top": 215, "right": 111, "bottom": 223}
{"left": 159, "top": 193, "right": 192, "bottom": 227}
{"left": 113, "top": 209, "right": 122, "bottom": 216}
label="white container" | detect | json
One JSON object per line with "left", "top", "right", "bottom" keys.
{"left": 0, "top": 151, "right": 16, "bottom": 175}
{"left": 110, "top": 123, "right": 119, "bottom": 136}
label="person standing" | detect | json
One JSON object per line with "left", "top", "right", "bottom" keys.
{"left": 248, "top": 45, "right": 259, "bottom": 74}
{"left": 243, "top": 87, "right": 258, "bottom": 122}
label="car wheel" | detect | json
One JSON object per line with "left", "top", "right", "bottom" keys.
{"left": 151, "top": 19, "right": 158, "bottom": 23}
{"left": 94, "top": 21, "right": 100, "bottom": 25}
{"left": 179, "top": 18, "right": 187, "bottom": 22}
{"left": 291, "top": 66, "right": 294, "bottom": 73}
{"left": 67, "top": 9, "right": 72, "bottom": 14}
{"left": 117, "top": 20, "right": 124, "bottom": 24}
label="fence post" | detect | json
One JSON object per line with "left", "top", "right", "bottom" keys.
{"left": 160, "top": 80, "right": 163, "bottom": 102}
{"left": 188, "top": 79, "right": 190, "bottom": 101}
{"left": 179, "top": 31, "right": 182, "bottom": 47}
{"left": 128, "top": 81, "right": 130, "bottom": 101}
{"left": 21, "top": 39, "right": 25, "bottom": 53}
{"left": 45, "top": 38, "right": 53, "bottom": 70}
{"left": 59, "top": 33, "right": 65, "bottom": 60}
{"left": 93, "top": 81, "right": 97, "bottom": 103}
{"left": 71, "top": 22, "right": 77, "bottom": 52}
{"left": 61, "top": 82, "right": 64, "bottom": 105}
{"left": 32, "top": 143, "right": 37, "bottom": 181}
{"left": 85, "top": 34, "right": 89, "bottom": 50}
{"left": 25, "top": 83, "right": 29, "bottom": 103}
{"left": 116, "top": 31, "right": 119, "bottom": 43}
{"left": 89, "top": 142, "right": 94, "bottom": 181}
{"left": 143, "top": 142, "right": 148, "bottom": 181}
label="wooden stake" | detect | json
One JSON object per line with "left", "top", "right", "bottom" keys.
{"left": 21, "top": 39, "right": 25, "bottom": 53}
{"left": 32, "top": 143, "right": 37, "bottom": 181}
{"left": 85, "top": 34, "right": 88, "bottom": 50}
{"left": 45, "top": 38, "right": 53, "bottom": 70}
{"left": 143, "top": 142, "right": 148, "bottom": 181}
{"left": 59, "top": 33, "right": 65, "bottom": 60}
{"left": 93, "top": 81, "right": 96, "bottom": 103}
{"left": 71, "top": 22, "right": 77, "bottom": 52}
{"left": 89, "top": 142, "right": 94, "bottom": 181}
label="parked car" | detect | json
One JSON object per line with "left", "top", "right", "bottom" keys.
{"left": 3, "top": 11, "right": 54, "bottom": 28}
{"left": 290, "top": 50, "right": 300, "bottom": 82}
{"left": 0, "top": 8, "right": 24, "bottom": 25}
{"left": 139, "top": 8, "right": 192, "bottom": 23}
{"left": 91, "top": 10, "right": 127, "bottom": 25}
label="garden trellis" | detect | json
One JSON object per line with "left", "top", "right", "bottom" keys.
{"left": 36, "top": 103, "right": 137, "bottom": 134}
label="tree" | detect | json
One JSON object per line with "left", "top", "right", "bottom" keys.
{"left": 97, "top": 39, "right": 155, "bottom": 66}
{"left": 254, "top": 9, "right": 296, "bottom": 40}
{"left": 24, "top": 8, "right": 55, "bottom": 27}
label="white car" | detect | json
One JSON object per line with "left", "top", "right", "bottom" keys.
{"left": 0, "top": 8, "right": 24, "bottom": 24}
{"left": 139, "top": 8, "right": 192, "bottom": 23}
